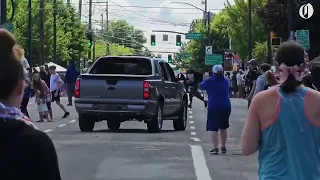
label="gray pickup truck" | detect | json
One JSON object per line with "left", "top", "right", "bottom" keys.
{"left": 74, "top": 56, "right": 188, "bottom": 133}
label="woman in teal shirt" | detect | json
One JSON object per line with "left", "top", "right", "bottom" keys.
{"left": 242, "top": 40, "right": 320, "bottom": 179}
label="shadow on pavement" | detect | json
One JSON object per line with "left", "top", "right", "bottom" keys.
{"left": 93, "top": 128, "right": 175, "bottom": 134}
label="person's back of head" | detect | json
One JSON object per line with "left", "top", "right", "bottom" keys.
{"left": 0, "top": 29, "right": 25, "bottom": 106}
{"left": 260, "top": 63, "right": 271, "bottom": 73}
{"left": 275, "top": 40, "right": 305, "bottom": 93}
{"left": 212, "top": 65, "right": 223, "bottom": 77}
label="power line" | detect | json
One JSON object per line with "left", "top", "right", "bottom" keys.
{"left": 75, "top": 3, "right": 222, "bottom": 10}
{"left": 106, "top": 0, "right": 184, "bottom": 26}
{"left": 109, "top": 13, "right": 189, "bottom": 25}
{"left": 108, "top": 9, "right": 203, "bottom": 15}
{"left": 91, "top": 6, "right": 189, "bottom": 26}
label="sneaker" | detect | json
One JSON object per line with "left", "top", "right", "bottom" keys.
{"left": 221, "top": 147, "right": 227, "bottom": 154}
{"left": 67, "top": 103, "right": 73, "bottom": 106}
{"left": 210, "top": 148, "right": 219, "bottom": 155}
{"left": 62, "top": 112, "right": 70, "bottom": 118}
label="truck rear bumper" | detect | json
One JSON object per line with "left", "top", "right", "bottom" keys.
{"left": 74, "top": 99, "right": 158, "bottom": 119}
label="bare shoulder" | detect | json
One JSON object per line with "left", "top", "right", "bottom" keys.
{"left": 304, "top": 88, "right": 320, "bottom": 125}
{"left": 305, "top": 88, "right": 320, "bottom": 101}
{"left": 252, "top": 87, "right": 279, "bottom": 105}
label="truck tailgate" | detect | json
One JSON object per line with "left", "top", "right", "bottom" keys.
{"left": 80, "top": 74, "right": 146, "bottom": 100}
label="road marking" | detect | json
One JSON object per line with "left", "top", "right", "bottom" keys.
{"left": 190, "top": 137, "right": 201, "bottom": 142}
{"left": 43, "top": 129, "right": 53, "bottom": 133}
{"left": 190, "top": 145, "right": 212, "bottom": 180}
{"left": 69, "top": 119, "right": 76, "bottom": 123}
{"left": 190, "top": 126, "right": 195, "bottom": 129}
{"left": 191, "top": 132, "right": 196, "bottom": 136}
{"left": 189, "top": 111, "right": 193, "bottom": 114}
{"left": 189, "top": 115, "right": 193, "bottom": 118}
{"left": 58, "top": 124, "right": 66, "bottom": 127}
{"left": 189, "top": 121, "right": 194, "bottom": 124}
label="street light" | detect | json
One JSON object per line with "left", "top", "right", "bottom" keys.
{"left": 170, "top": 1, "right": 211, "bottom": 46}
{"left": 170, "top": 2, "right": 205, "bottom": 12}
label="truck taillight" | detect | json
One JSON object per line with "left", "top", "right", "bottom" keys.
{"left": 75, "top": 78, "right": 80, "bottom": 98}
{"left": 143, "top": 81, "right": 150, "bottom": 100}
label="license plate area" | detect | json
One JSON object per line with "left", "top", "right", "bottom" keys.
{"left": 98, "top": 104, "right": 126, "bottom": 111}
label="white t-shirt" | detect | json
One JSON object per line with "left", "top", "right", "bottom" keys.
{"left": 50, "top": 73, "right": 60, "bottom": 92}
{"left": 236, "top": 73, "right": 245, "bottom": 85}
{"left": 22, "top": 58, "right": 30, "bottom": 70}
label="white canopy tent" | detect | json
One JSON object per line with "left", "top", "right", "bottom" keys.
{"left": 34, "top": 62, "right": 67, "bottom": 73}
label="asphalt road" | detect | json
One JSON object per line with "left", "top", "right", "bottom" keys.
{"left": 27, "top": 97, "right": 258, "bottom": 180}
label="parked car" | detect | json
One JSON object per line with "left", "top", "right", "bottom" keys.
{"left": 74, "top": 56, "right": 188, "bottom": 133}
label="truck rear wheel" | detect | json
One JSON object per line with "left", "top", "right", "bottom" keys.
{"left": 79, "top": 114, "right": 96, "bottom": 132}
{"left": 107, "top": 120, "right": 121, "bottom": 130}
{"left": 173, "top": 99, "right": 187, "bottom": 131}
{"left": 147, "top": 103, "right": 163, "bottom": 133}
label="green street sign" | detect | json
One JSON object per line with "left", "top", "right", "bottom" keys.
{"left": 1, "top": 23, "right": 13, "bottom": 32}
{"left": 180, "top": 53, "right": 191, "bottom": 59}
{"left": 185, "top": 33, "right": 202, "bottom": 40}
{"left": 296, "top": 30, "right": 310, "bottom": 50}
{"left": 205, "top": 54, "right": 223, "bottom": 66}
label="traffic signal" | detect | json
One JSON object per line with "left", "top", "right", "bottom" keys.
{"left": 86, "top": 31, "right": 93, "bottom": 48}
{"left": 271, "top": 37, "right": 281, "bottom": 46}
{"left": 168, "top": 54, "right": 172, "bottom": 63}
{"left": 270, "top": 31, "right": 281, "bottom": 46}
{"left": 151, "top": 35, "right": 156, "bottom": 46}
{"left": 176, "top": 35, "right": 181, "bottom": 46}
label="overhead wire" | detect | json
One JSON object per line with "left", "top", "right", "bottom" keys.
{"left": 106, "top": 0, "right": 186, "bottom": 26}
{"left": 92, "top": 6, "right": 190, "bottom": 26}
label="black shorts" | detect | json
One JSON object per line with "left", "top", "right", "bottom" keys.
{"left": 206, "top": 108, "right": 231, "bottom": 131}
{"left": 46, "top": 101, "right": 52, "bottom": 110}
{"left": 51, "top": 90, "right": 60, "bottom": 102}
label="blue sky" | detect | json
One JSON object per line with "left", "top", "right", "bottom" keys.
{"left": 70, "top": 0, "right": 227, "bottom": 58}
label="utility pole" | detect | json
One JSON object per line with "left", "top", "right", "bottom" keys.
{"left": 39, "top": 0, "right": 45, "bottom": 65}
{"left": 0, "top": 0, "right": 6, "bottom": 24}
{"left": 287, "top": 1, "right": 294, "bottom": 39}
{"left": 248, "top": 0, "right": 252, "bottom": 60}
{"left": 27, "top": 0, "right": 32, "bottom": 70}
{"left": 88, "top": 0, "right": 92, "bottom": 59}
{"left": 105, "top": 1, "right": 109, "bottom": 55}
{"left": 93, "top": 40, "right": 96, "bottom": 60}
{"left": 78, "top": 0, "right": 82, "bottom": 19}
{"left": 204, "top": 0, "right": 209, "bottom": 46}
{"left": 101, "top": 13, "right": 103, "bottom": 35}
{"left": 53, "top": 0, "right": 57, "bottom": 63}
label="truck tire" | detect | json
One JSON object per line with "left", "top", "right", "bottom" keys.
{"left": 107, "top": 120, "right": 121, "bottom": 130}
{"left": 173, "top": 99, "right": 187, "bottom": 131}
{"left": 147, "top": 103, "right": 163, "bottom": 133}
{"left": 79, "top": 114, "right": 96, "bottom": 132}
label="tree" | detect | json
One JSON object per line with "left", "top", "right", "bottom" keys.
{"left": 253, "top": 41, "right": 268, "bottom": 63}
{"left": 105, "top": 19, "right": 147, "bottom": 55}
{"left": 94, "top": 41, "right": 134, "bottom": 58}
{"left": 258, "top": 0, "right": 320, "bottom": 58}
{"left": 225, "top": 0, "right": 267, "bottom": 60}
{"left": 8, "top": 0, "right": 88, "bottom": 67}
{"left": 178, "top": 11, "right": 230, "bottom": 71}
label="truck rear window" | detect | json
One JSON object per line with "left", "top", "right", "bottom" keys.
{"left": 90, "top": 57, "right": 152, "bottom": 75}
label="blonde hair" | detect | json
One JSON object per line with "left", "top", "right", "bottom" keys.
{"left": 13, "top": 44, "right": 23, "bottom": 60}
